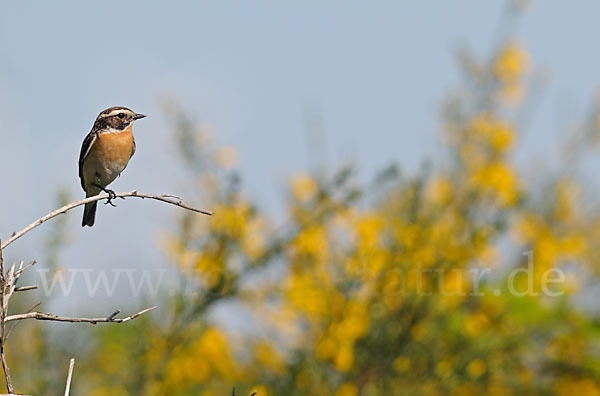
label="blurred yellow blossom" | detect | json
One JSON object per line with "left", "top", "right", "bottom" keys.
{"left": 251, "top": 384, "right": 270, "bottom": 396}
{"left": 394, "top": 356, "right": 411, "bottom": 372}
{"left": 210, "top": 200, "right": 250, "bottom": 238}
{"left": 334, "top": 344, "right": 354, "bottom": 372}
{"left": 215, "top": 145, "right": 240, "bottom": 168}
{"left": 470, "top": 114, "right": 516, "bottom": 153}
{"left": 426, "top": 176, "right": 453, "bottom": 205}
{"left": 494, "top": 42, "right": 529, "bottom": 104}
{"left": 290, "top": 225, "right": 329, "bottom": 263}
{"left": 253, "top": 342, "right": 285, "bottom": 375}
{"left": 466, "top": 359, "right": 487, "bottom": 379}
{"left": 465, "top": 312, "right": 490, "bottom": 336}
{"left": 495, "top": 43, "right": 529, "bottom": 81}
{"left": 469, "top": 162, "right": 519, "bottom": 206}
{"left": 554, "top": 179, "right": 580, "bottom": 223}
{"left": 291, "top": 173, "right": 319, "bottom": 202}
{"left": 335, "top": 383, "right": 358, "bottom": 396}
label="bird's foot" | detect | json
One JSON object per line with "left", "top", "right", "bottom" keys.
{"left": 93, "top": 184, "right": 118, "bottom": 206}
{"left": 104, "top": 189, "right": 117, "bottom": 206}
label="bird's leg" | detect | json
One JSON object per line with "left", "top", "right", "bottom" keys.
{"left": 93, "top": 183, "right": 117, "bottom": 207}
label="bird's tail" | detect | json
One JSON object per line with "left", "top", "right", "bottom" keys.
{"left": 82, "top": 201, "right": 97, "bottom": 227}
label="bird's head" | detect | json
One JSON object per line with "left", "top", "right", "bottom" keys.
{"left": 94, "top": 106, "right": 146, "bottom": 131}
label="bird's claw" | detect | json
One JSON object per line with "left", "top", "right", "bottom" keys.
{"left": 104, "top": 189, "right": 117, "bottom": 206}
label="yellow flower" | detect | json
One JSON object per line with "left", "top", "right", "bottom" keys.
{"left": 242, "top": 217, "right": 268, "bottom": 260}
{"left": 494, "top": 43, "right": 529, "bottom": 84}
{"left": 440, "top": 269, "right": 469, "bottom": 305}
{"left": 285, "top": 272, "right": 330, "bottom": 320}
{"left": 353, "top": 213, "right": 383, "bottom": 250}
{"left": 554, "top": 179, "right": 580, "bottom": 223}
{"left": 501, "top": 83, "right": 525, "bottom": 105}
{"left": 557, "top": 377, "right": 600, "bottom": 396}
{"left": 338, "top": 301, "right": 370, "bottom": 340}
{"left": 470, "top": 114, "right": 515, "bottom": 153}
{"left": 198, "top": 328, "right": 238, "bottom": 378}
{"left": 494, "top": 43, "right": 529, "bottom": 105}
{"left": 210, "top": 201, "right": 250, "bottom": 238}
{"left": 291, "top": 225, "right": 329, "bottom": 263}
{"left": 316, "top": 336, "right": 336, "bottom": 360}
{"left": 426, "top": 177, "right": 453, "bottom": 205}
{"left": 253, "top": 342, "right": 285, "bottom": 374}
{"left": 215, "top": 145, "right": 239, "bottom": 169}
{"left": 467, "top": 358, "right": 487, "bottom": 379}
{"left": 436, "top": 359, "right": 453, "bottom": 378}
{"left": 291, "top": 173, "right": 319, "bottom": 202}
{"left": 469, "top": 162, "right": 519, "bottom": 206}
{"left": 334, "top": 344, "right": 354, "bottom": 372}
{"left": 393, "top": 356, "right": 411, "bottom": 373}
{"left": 335, "top": 383, "right": 358, "bottom": 396}
{"left": 465, "top": 312, "right": 490, "bottom": 336}
{"left": 410, "top": 322, "right": 426, "bottom": 341}
{"left": 251, "top": 384, "right": 270, "bottom": 396}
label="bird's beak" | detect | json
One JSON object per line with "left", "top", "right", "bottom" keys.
{"left": 133, "top": 113, "right": 147, "bottom": 120}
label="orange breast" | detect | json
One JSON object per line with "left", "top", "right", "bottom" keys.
{"left": 91, "top": 125, "right": 134, "bottom": 164}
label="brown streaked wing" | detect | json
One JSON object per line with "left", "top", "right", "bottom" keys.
{"left": 78, "top": 130, "right": 97, "bottom": 190}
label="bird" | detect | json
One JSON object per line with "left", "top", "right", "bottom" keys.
{"left": 78, "top": 106, "right": 146, "bottom": 227}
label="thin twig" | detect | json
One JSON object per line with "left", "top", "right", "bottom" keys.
{"left": 64, "top": 358, "right": 75, "bottom": 396}
{"left": 14, "top": 260, "right": 36, "bottom": 278}
{"left": 106, "top": 310, "right": 121, "bottom": 321}
{"left": 1, "top": 190, "right": 213, "bottom": 250}
{"left": 161, "top": 194, "right": 182, "bottom": 200}
{"left": 13, "top": 285, "right": 37, "bottom": 292}
{"left": 0, "top": 242, "right": 13, "bottom": 394}
{"left": 5, "top": 306, "right": 157, "bottom": 324}
{"left": 6, "top": 301, "right": 41, "bottom": 340}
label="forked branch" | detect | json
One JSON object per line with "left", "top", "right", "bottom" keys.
{"left": 5, "top": 306, "right": 157, "bottom": 324}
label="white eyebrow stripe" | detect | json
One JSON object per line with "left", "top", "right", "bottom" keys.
{"left": 98, "top": 108, "right": 133, "bottom": 119}
{"left": 106, "top": 109, "right": 126, "bottom": 117}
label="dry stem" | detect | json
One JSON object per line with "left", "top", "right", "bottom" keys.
{"left": 0, "top": 242, "right": 13, "bottom": 394}
{"left": 64, "top": 358, "right": 75, "bottom": 396}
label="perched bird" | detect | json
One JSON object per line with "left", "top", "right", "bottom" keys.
{"left": 78, "top": 106, "right": 146, "bottom": 227}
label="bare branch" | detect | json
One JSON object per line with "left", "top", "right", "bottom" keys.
{"left": 1, "top": 190, "right": 213, "bottom": 250}
{"left": 13, "top": 285, "right": 37, "bottom": 292}
{"left": 5, "top": 306, "right": 157, "bottom": 324}
{"left": 0, "top": 242, "right": 13, "bottom": 394}
{"left": 64, "top": 358, "right": 75, "bottom": 396}
{"left": 0, "top": 242, "right": 3, "bottom": 282}
{"left": 6, "top": 302, "right": 41, "bottom": 340}
{"left": 0, "top": 336, "right": 11, "bottom": 394}
{"left": 106, "top": 310, "right": 121, "bottom": 321}
{"left": 14, "top": 260, "right": 36, "bottom": 278}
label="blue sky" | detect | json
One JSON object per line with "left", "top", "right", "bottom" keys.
{"left": 1, "top": 1, "right": 600, "bottom": 311}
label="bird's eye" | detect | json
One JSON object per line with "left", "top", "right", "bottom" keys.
{"left": 117, "top": 113, "right": 125, "bottom": 119}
